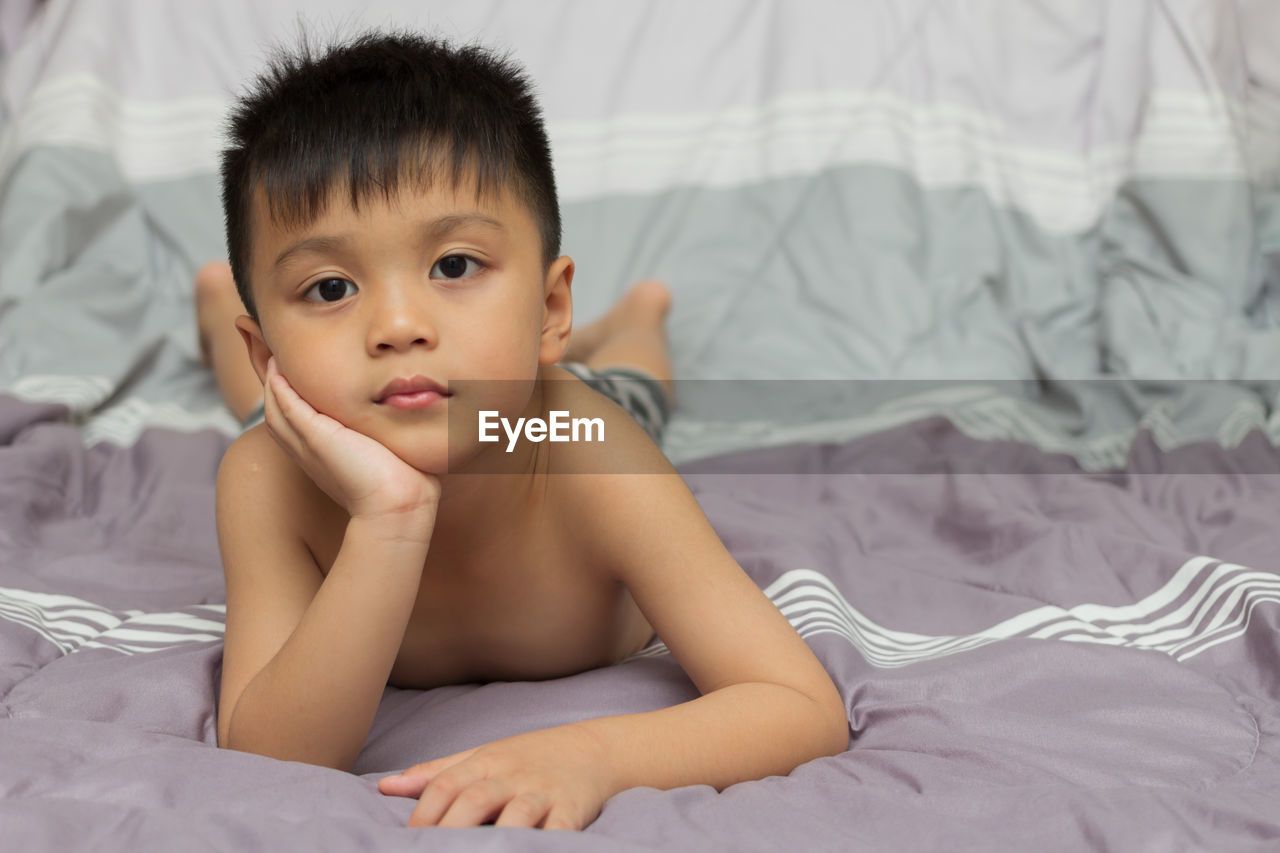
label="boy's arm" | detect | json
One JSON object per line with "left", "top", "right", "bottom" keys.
{"left": 217, "top": 360, "right": 439, "bottom": 770}
{"left": 380, "top": 443, "right": 847, "bottom": 828}
{"left": 571, "top": 469, "right": 850, "bottom": 790}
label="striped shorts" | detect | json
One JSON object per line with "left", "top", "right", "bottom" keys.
{"left": 558, "top": 363, "right": 670, "bottom": 446}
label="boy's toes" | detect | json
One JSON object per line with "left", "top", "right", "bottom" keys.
{"left": 194, "top": 260, "right": 238, "bottom": 365}
{"left": 623, "top": 279, "right": 672, "bottom": 320}
{"left": 195, "top": 260, "right": 235, "bottom": 302}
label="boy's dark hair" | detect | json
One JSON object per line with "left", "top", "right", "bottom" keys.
{"left": 220, "top": 31, "right": 561, "bottom": 319}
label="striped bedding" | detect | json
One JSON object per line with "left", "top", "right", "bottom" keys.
{"left": 2, "top": 1, "right": 1279, "bottom": 850}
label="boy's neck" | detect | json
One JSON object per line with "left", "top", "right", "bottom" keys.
{"left": 431, "top": 376, "right": 551, "bottom": 535}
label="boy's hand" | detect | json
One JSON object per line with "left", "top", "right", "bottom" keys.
{"left": 377, "top": 725, "right": 617, "bottom": 830}
{"left": 263, "top": 358, "right": 439, "bottom": 539}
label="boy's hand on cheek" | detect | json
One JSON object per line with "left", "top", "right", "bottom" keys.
{"left": 263, "top": 358, "right": 440, "bottom": 541}
{"left": 377, "top": 725, "right": 616, "bottom": 830}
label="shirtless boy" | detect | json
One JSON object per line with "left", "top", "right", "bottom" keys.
{"left": 203, "top": 31, "right": 847, "bottom": 831}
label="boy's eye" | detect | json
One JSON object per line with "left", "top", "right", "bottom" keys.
{"left": 304, "top": 278, "right": 357, "bottom": 303}
{"left": 430, "top": 255, "right": 482, "bottom": 280}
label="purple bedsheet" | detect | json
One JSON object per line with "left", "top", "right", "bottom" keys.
{"left": 1, "top": 392, "right": 1278, "bottom": 851}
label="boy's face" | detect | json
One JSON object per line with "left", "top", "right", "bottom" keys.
{"left": 236, "top": 178, "right": 573, "bottom": 473}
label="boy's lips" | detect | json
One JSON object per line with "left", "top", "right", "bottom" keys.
{"left": 376, "top": 376, "right": 450, "bottom": 409}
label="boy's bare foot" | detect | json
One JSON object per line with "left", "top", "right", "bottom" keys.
{"left": 195, "top": 261, "right": 240, "bottom": 366}
{"left": 195, "top": 260, "right": 265, "bottom": 421}
{"left": 564, "top": 279, "right": 674, "bottom": 400}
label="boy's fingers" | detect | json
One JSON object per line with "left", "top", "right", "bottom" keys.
{"left": 263, "top": 359, "right": 339, "bottom": 456}
{"left": 265, "top": 359, "right": 308, "bottom": 426}
{"left": 542, "top": 805, "right": 582, "bottom": 831}
{"left": 493, "top": 793, "right": 552, "bottom": 829}
{"left": 406, "top": 780, "right": 460, "bottom": 827}
{"left": 261, "top": 360, "right": 290, "bottom": 425}
{"left": 260, "top": 368, "right": 304, "bottom": 454}
{"left": 408, "top": 750, "right": 475, "bottom": 782}
{"left": 377, "top": 773, "right": 427, "bottom": 797}
{"left": 404, "top": 759, "right": 488, "bottom": 827}
{"left": 435, "top": 779, "right": 510, "bottom": 828}
{"left": 259, "top": 369, "right": 288, "bottom": 439}
{"left": 378, "top": 748, "right": 476, "bottom": 797}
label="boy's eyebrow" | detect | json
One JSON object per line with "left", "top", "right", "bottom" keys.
{"left": 273, "top": 235, "right": 351, "bottom": 269}
{"left": 423, "top": 213, "right": 506, "bottom": 241}
{"left": 272, "top": 214, "right": 506, "bottom": 269}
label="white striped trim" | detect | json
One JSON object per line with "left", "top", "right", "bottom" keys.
{"left": 635, "top": 556, "right": 1280, "bottom": 666}
{"left": 6, "top": 374, "right": 115, "bottom": 412}
{"left": 0, "top": 73, "right": 226, "bottom": 184}
{"left": 78, "top": 397, "right": 242, "bottom": 446}
{"left": 554, "top": 90, "right": 1249, "bottom": 234}
{"left": 4, "top": 556, "right": 1272, "bottom": 665}
{"left": 0, "top": 74, "right": 1254, "bottom": 234}
{"left": 0, "top": 586, "right": 225, "bottom": 657}
{"left": 3, "top": 375, "right": 243, "bottom": 445}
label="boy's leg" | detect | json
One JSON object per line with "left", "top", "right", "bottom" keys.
{"left": 196, "top": 260, "right": 264, "bottom": 423}
{"left": 563, "top": 279, "right": 674, "bottom": 401}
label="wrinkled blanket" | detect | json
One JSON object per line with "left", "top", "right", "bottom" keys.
{"left": 3, "top": 392, "right": 1279, "bottom": 851}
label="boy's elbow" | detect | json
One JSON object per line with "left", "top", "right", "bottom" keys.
{"left": 222, "top": 734, "right": 357, "bottom": 774}
{"left": 219, "top": 706, "right": 356, "bottom": 772}
{"left": 820, "top": 707, "right": 851, "bottom": 758}
{"left": 216, "top": 700, "right": 235, "bottom": 751}
{"left": 808, "top": 687, "right": 850, "bottom": 758}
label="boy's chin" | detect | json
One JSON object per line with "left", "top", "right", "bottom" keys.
{"left": 383, "top": 438, "right": 494, "bottom": 477}
{"left": 389, "top": 445, "right": 452, "bottom": 476}
{"left": 367, "top": 431, "right": 446, "bottom": 475}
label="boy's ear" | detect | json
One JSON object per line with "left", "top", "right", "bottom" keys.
{"left": 234, "top": 314, "right": 274, "bottom": 383}
{"left": 538, "top": 255, "right": 574, "bottom": 365}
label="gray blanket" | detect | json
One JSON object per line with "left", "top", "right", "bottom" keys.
{"left": 2, "top": 392, "right": 1278, "bottom": 851}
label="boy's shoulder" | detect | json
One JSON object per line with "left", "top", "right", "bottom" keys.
{"left": 535, "top": 367, "right": 699, "bottom": 575}
{"left": 218, "top": 422, "right": 293, "bottom": 489}
{"left": 216, "top": 422, "right": 331, "bottom": 531}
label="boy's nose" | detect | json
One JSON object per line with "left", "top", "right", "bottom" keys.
{"left": 366, "top": 288, "right": 437, "bottom": 354}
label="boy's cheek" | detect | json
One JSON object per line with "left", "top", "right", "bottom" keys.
{"left": 268, "top": 341, "right": 346, "bottom": 406}
{"left": 279, "top": 365, "right": 353, "bottom": 424}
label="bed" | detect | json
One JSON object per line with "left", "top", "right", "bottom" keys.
{"left": 2, "top": 0, "right": 1279, "bottom": 849}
